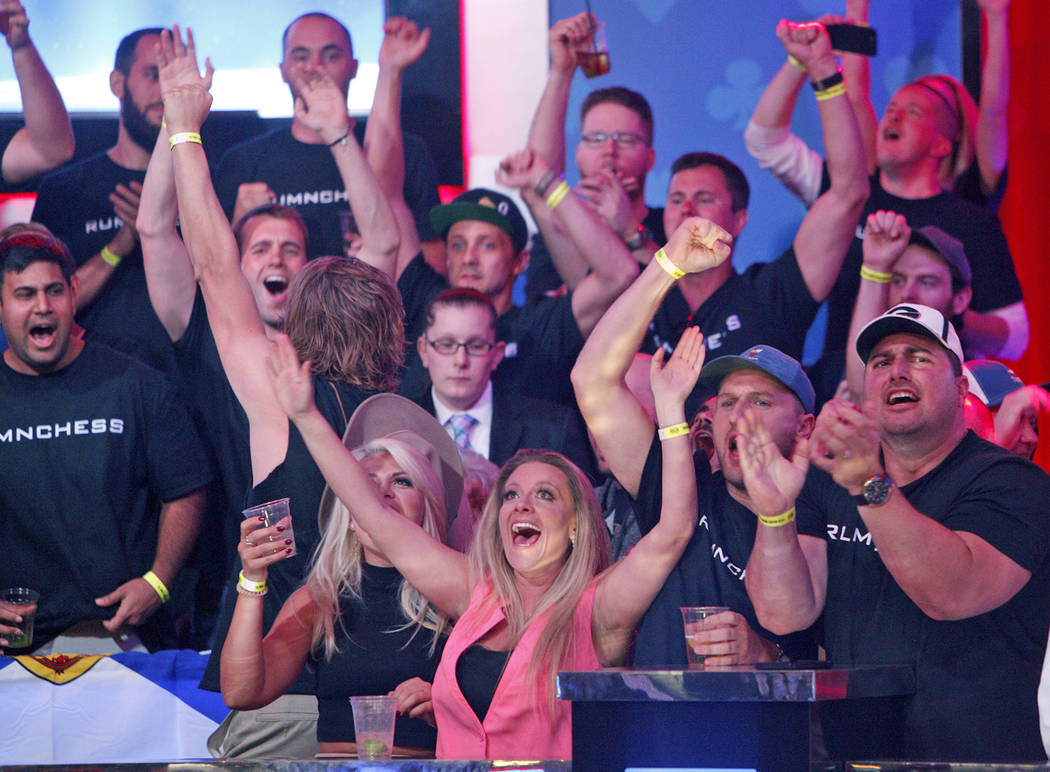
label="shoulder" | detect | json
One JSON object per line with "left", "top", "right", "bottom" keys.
{"left": 219, "top": 127, "right": 292, "bottom": 160}
{"left": 35, "top": 152, "right": 115, "bottom": 191}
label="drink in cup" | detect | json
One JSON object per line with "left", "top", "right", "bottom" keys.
{"left": 350, "top": 694, "right": 397, "bottom": 760}
{"left": 2, "top": 587, "right": 40, "bottom": 649}
{"left": 578, "top": 21, "right": 610, "bottom": 78}
{"left": 680, "top": 605, "right": 728, "bottom": 668}
{"left": 242, "top": 498, "right": 296, "bottom": 557}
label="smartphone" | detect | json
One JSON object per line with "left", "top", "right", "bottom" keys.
{"left": 826, "top": 23, "right": 878, "bottom": 56}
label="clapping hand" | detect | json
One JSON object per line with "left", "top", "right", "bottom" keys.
{"left": 649, "top": 326, "right": 706, "bottom": 422}
{"left": 157, "top": 25, "right": 214, "bottom": 135}
{"left": 737, "top": 408, "right": 810, "bottom": 520}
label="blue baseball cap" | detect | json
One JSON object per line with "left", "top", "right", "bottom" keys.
{"left": 965, "top": 360, "right": 1024, "bottom": 407}
{"left": 699, "top": 345, "right": 815, "bottom": 414}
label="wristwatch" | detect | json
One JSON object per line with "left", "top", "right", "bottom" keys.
{"left": 624, "top": 225, "right": 653, "bottom": 251}
{"left": 851, "top": 474, "right": 892, "bottom": 507}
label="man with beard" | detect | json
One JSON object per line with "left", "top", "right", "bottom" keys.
{"left": 0, "top": 231, "right": 209, "bottom": 654}
{"left": 31, "top": 28, "right": 175, "bottom": 371}
{"left": 572, "top": 215, "right": 825, "bottom": 666}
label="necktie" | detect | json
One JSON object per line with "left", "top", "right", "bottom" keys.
{"left": 447, "top": 413, "right": 478, "bottom": 451}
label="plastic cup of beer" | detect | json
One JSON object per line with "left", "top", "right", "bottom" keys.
{"left": 242, "top": 498, "right": 296, "bottom": 557}
{"left": 350, "top": 694, "right": 397, "bottom": 760}
{"left": 578, "top": 21, "right": 610, "bottom": 78}
{"left": 680, "top": 605, "right": 728, "bottom": 668}
{"left": 1, "top": 587, "right": 40, "bottom": 649}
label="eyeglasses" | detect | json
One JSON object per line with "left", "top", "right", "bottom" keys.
{"left": 425, "top": 337, "right": 497, "bottom": 356}
{"left": 580, "top": 131, "right": 649, "bottom": 149}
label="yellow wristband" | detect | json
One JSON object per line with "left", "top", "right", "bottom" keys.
{"left": 860, "top": 264, "right": 893, "bottom": 284}
{"left": 142, "top": 570, "right": 170, "bottom": 603}
{"left": 100, "top": 245, "right": 122, "bottom": 268}
{"left": 653, "top": 247, "right": 685, "bottom": 280}
{"left": 545, "top": 179, "right": 570, "bottom": 209}
{"left": 758, "top": 507, "right": 796, "bottom": 528}
{"left": 787, "top": 55, "right": 806, "bottom": 72}
{"left": 658, "top": 422, "right": 690, "bottom": 441}
{"left": 238, "top": 571, "right": 266, "bottom": 593}
{"left": 815, "top": 83, "right": 847, "bottom": 101}
{"left": 168, "top": 131, "right": 202, "bottom": 150}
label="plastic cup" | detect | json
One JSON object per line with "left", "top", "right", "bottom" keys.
{"left": 578, "top": 21, "right": 611, "bottom": 78}
{"left": 350, "top": 694, "right": 397, "bottom": 760}
{"left": 681, "top": 605, "right": 729, "bottom": 668}
{"left": 242, "top": 498, "right": 296, "bottom": 557}
{"left": 2, "top": 587, "right": 40, "bottom": 649}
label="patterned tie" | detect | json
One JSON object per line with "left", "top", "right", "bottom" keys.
{"left": 447, "top": 413, "right": 478, "bottom": 452}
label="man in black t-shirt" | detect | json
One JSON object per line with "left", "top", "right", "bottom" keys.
{"left": 213, "top": 12, "right": 441, "bottom": 265}
{"left": 642, "top": 22, "right": 869, "bottom": 369}
{"left": 746, "top": 303, "right": 1050, "bottom": 762}
{"left": 32, "top": 28, "right": 175, "bottom": 372}
{"left": 574, "top": 212, "right": 823, "bottom": 666}
{"left": 0, "top": 232, "right": 208, "bottom": 655}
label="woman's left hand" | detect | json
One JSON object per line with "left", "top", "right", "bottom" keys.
{"left": 389, "top": 677, "right": 436, "bottom": 727}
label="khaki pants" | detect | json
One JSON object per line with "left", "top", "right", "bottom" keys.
{"left": 207, "top": 693, "right": 320, "bottom": 760}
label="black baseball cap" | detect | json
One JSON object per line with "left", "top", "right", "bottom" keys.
{"left": 429, "top": 188, "right": 529, "bottom": 255}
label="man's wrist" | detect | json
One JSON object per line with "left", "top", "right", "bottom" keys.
{"left": 807, "top": 55, "right": 841, "bottom": 84}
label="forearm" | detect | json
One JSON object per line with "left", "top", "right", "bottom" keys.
{"left": 73, "top": 251, "right": 121, "bottom": 308}
{"left": 750, "top": 60, "right": 807, "bottom": 130}
{"left": 528, "top": 198, "right": 590, "bottom": 289}
{"left": 364, "top": 66, "right": 420, "bottom": 272}
{"left": 960, "top": 305, "right": 1020, "bottom": 359}
{"left": 845, "top": 275, "right": 891, "bottom": 402}
{"left": 859, "top": 489, "right": 1023, "bottom": 620}
{"left": 331, "top": 133, "right": 400, "bottom": 277}
{"left": 746, "top": 527, "right": 823, "bottom": 634}
{"left": 527, "top": 69, "right": 573, "bottom": 173}
{"left": 151, "top": 488, "right": 206, "bottom": 587}
{"left": 573, "top": 259, "right": 674, "bottom": 403}
{"left": 5, "top": 39, "right": 74, "bottom": 181}
{"left": 139, "top": 127, "right": 196, "bottom": 340}
{"left": 976, "top": 5, "right": 1009, "bottom": 186}
{"left": 220, "top": 594, "right": 271, "bottom": 709}
{"left": 840, "top": 0, "right": 877, "bottom": 172}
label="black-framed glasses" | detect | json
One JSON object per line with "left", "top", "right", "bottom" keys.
{"left": 580, "top": 131, "right": 648, "bottom": 148}
{"left": 425, "top": 336, "right": 496, "bottom": 356}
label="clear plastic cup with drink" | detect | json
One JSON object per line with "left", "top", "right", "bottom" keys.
{"left": 680, "top": 605, "right": 729, "bottom": 668}
{"left": 350, "top": 694, "right": 397, "bottom": 760}
{"left": 1, "top": 587, "right": 40, "bottom": 649}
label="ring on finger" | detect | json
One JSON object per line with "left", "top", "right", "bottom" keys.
{"left": 245, "top": 537, "right": 254, "bottom": 547}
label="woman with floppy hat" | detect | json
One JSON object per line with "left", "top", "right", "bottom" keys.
{"left": 265, "top": 317, "right": 710, "bottom": 759}
{"left": 220, "top": 396, "right": 464, "bottom": 757}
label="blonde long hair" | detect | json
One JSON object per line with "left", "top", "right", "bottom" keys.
{"left": 306, "top": 438, "right": 450, "bottom": 659}
{"left": 467, "top": 450, "right": 611, "bottom": 712}
{"left": 911, "top": 75, "right": 977, "bottom": 189}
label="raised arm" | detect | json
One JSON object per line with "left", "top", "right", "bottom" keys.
{"left": 138, "top": 106, "right": 196, "bottom": 342}
{"left": 266, "top": 335, "right": 473, "bottom": 620}
{"left": 844, "top": 210, "right": 910, "bottom": 402}
{"left": 496, "top": 148, "right": 638, "bottom": 336}
{"left": 528, "top": 13, "right": 591, "bottom": 175}
{"left": 363, "top": 16, "right": 430, "bottom": 277}
{"left": 591, "top": 327, "right": 703, "bottom": 665}
{"left": 160, "top": 26, "right": 288, "bottom": 484}
{"left": 741, "top": 407, "right": 828, "bottom": 635}
{"left": 292, "top": 69, "right": 399, "bottom": 274}
{"left": 783, "top": 20, "right": 870, "bottom": 303}
{"left": 0, "top": 0, "right": 74, "bottom": 184}
{"left": 839, "top": 0, "right": 878, "bottom": 172}
{"left": 975, "top": 0, "right": 1010, "bottom": 196}
{"left": 571, "top": 217, "right": 732, "bottom": 495}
